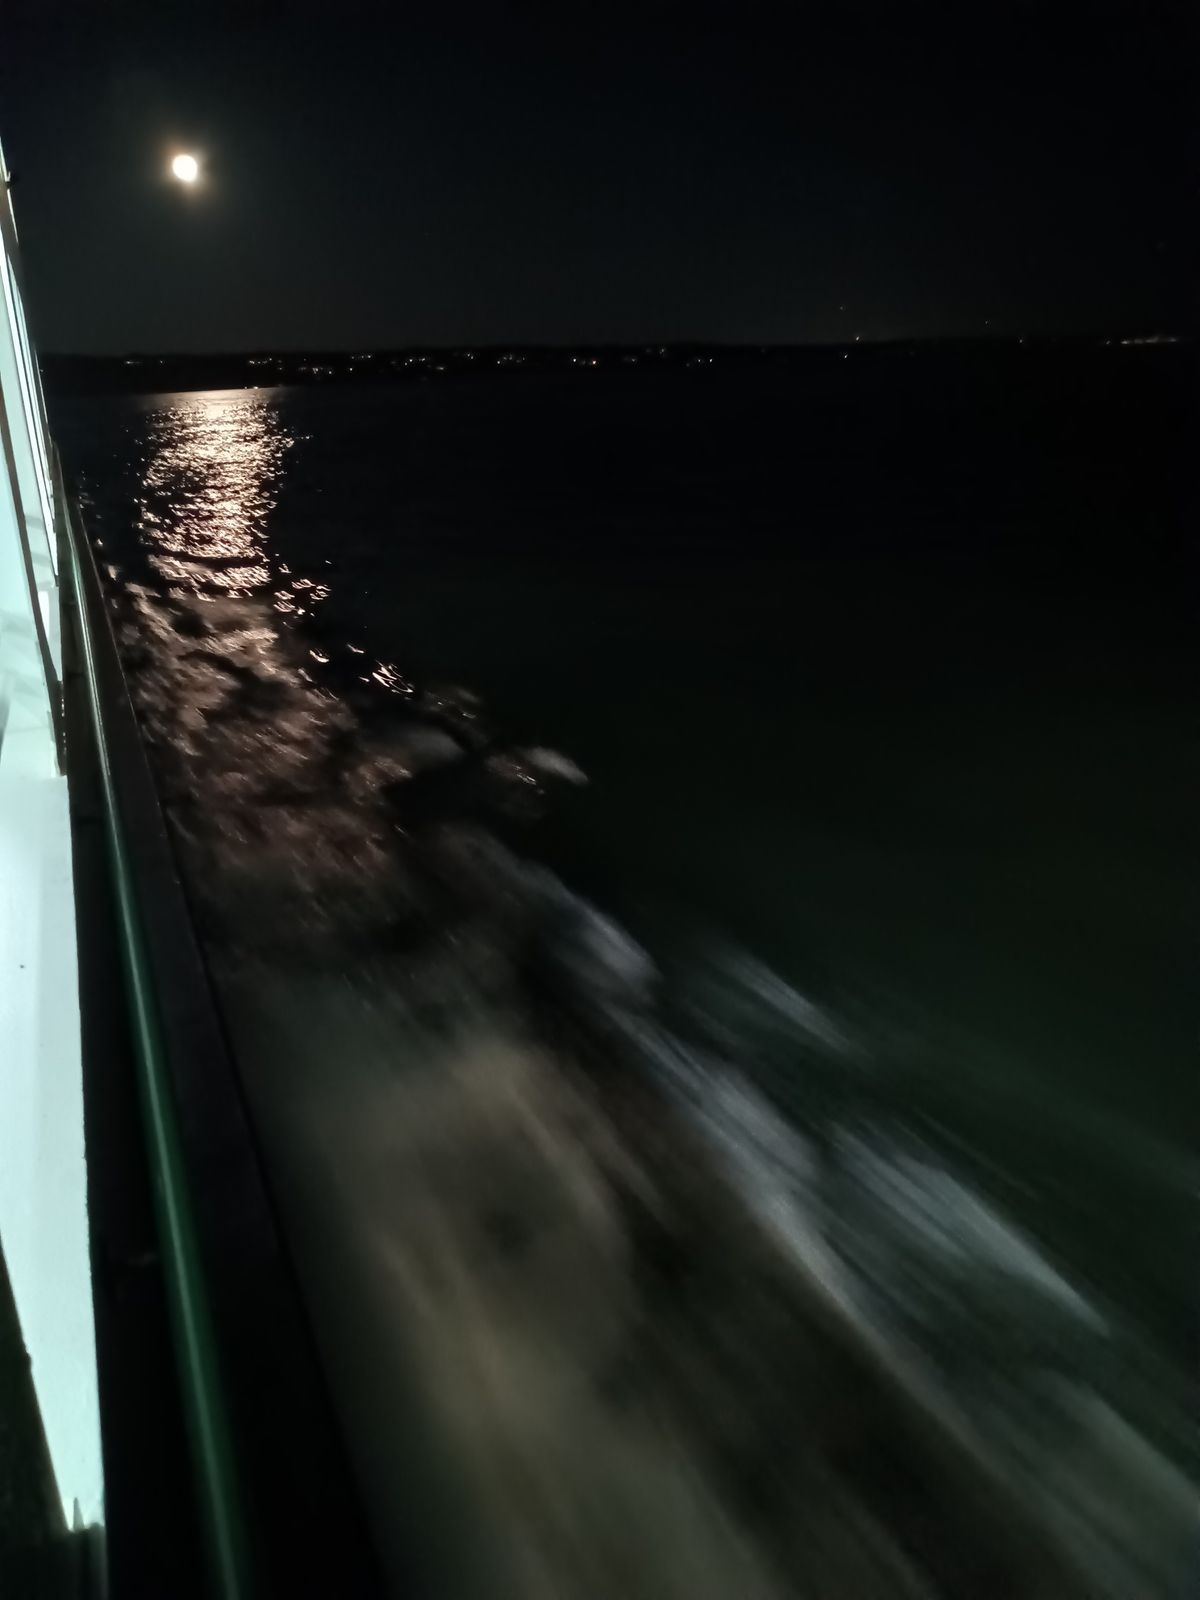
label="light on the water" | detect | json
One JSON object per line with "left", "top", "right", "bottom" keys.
{"left": 171, "top": 153, "right": 199, "bottom": 183}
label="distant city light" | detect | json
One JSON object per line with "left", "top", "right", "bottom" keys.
{"left": 171, "top": 153, "right": 199, "bottom": 184}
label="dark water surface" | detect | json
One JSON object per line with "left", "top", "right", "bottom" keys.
{"left": 56, "top": 350, "right": 1193, "bottom": 1597}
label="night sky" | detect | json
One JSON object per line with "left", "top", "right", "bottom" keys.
{"left": 1, "top": 0, "right": 1189, "bottom": 353}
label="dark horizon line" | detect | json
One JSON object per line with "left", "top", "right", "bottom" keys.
{"left": 41, "top": 329, "right": 1186, "bottom": 362}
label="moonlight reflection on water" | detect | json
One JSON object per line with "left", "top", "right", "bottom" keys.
{"left": 72, "top": 378, "right": 1197, "bottom": 1600}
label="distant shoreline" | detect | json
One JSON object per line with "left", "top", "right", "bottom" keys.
{"left": 41, "top": 335, "right": 1184, "bottom": 396}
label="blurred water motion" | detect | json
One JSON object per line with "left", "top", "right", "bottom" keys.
{"left": 62, "top": 367, "right": 1195, "bottom": 1598}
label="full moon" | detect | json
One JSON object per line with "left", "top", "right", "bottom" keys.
{"left": 171, "top": 153, "right": 199, "bottom": 183}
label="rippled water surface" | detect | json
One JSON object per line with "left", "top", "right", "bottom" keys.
{"left": 56, "top": 355, "right": 1193, "bottom": 1597}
